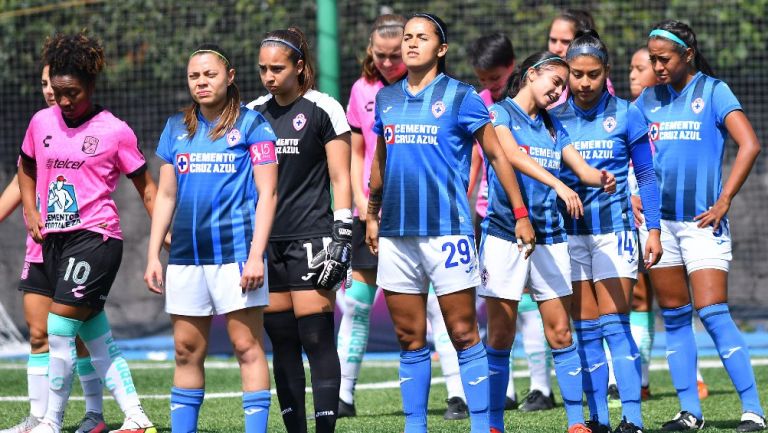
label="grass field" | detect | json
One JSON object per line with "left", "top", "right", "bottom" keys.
{"left": 1, "top": 359, "right": 766, "bottom": 432}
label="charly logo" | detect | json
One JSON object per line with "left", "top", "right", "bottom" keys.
{"left": 603, "top": 116, "right": 617, "bottom": 133}
{"left": 691, "top": 97, "right": 705, "bottom": 114}
{"left": 431, "top": 100, "right": 446, "bottom": 118}
{"left": 82, "top": 136, "right": 99, "bottom": 154}
{"left": 226, "top": 128, "right": 241, "bottom": 147}
{"left": 292, "top": 113, "right": 307, "bottom": 131}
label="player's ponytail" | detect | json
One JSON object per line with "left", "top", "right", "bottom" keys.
{"left": 507, "top": 51, "right": 568, "bottom": 98}
{"left": 361, "top": 14, "right": 407, "bottom": 83}
{"left": 262, "top": 27, "right": 316, "bottom": 95}
{"left": 649, "top": 20, "right": 715, "bottom": 77}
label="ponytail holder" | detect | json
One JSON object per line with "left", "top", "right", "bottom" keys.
{"left": 648, "top": 29, "right": 688, "bottom": 48}
{"left": 566, "top": 46, "right": 607, "bottom": 64}
{"left": 261, "top": 38, "right": 304, "bottom": 58}
{"left": 413, "top": 13, "right": 446, "bottom": 43}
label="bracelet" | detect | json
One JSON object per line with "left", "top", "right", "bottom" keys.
{"left": 513, "top": 207, "right": 528, "bottom": 220}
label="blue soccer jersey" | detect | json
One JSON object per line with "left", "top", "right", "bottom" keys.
{"left": 156, "top": 107, "right": 277, "bottom": 265}
{"left": 485, "top": 98, "right": 571, "bottom": 245}
{"left": 635, "top": 72, "right": 741, "bottom": 221}
{"left": 553, "top": 91, "right": 657, "bottom": 234}
{"left": 372, "top": 74, "right": 490, "bottom": 237}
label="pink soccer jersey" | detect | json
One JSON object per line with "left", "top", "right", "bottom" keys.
{"left": 347, "top": 77, "right": 384, "bottom": 216}
{"left": 16, "top": 157, "right": 43, "bottom": 263}
{"left": 20, "top": 105, "right": 146, "bottom": 240}
{"left": 473, "top": 89, "right": 494, "bottom": 217}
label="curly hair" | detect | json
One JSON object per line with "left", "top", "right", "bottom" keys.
{"left": 44, "top": 31, "right": 105, "bottom": 86}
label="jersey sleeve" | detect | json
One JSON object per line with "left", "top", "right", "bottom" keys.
{"left": 552, "top": 116, "right": 572, "bottom": 151}
{"left": 19, "top": 120, "right": 36, "bottom": 162}
{"left": 629, "top": 132, "right": 661, "bottom": 231}
{"left": 246, "top": 115, "right": 278, "bottom": 166}
{"left": 631, "top": 91, "right": 648, "bottom": 123}
{"left": 116, "top": 124, "right": 147, "bottom": 177}
{"left": 346, "top": 80, "right": 363, "bottom": 133}
{"left": 372, "top": 92, "right": 384, "bottom": 136}
{"left": 156, "top": 118, "right": 175, "bottom": 164}
{"left": 712, "top": 81, "right": 742, "bottom": 126}
{"left": 319, "top": 94, "right": 351, "bottom": 145}
{"left": 626, "top": 104, "right": 649, "bottom": 145}
{"left": 489, "top": 103, "right": 511, "bottom": 129}
{"left": 458, "top": 90, "right": 491, "bottom": 134}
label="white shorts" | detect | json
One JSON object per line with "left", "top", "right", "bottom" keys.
{"left": 165, "top": 261, "right": 269, "bottom": 316}
{"left": 654, "top": 219, "right": 732, "bottom": 273}
{"left": 478, "top": 235, "right": 572, "bottom": 302}
{"left": 377, "top": 235, "right": 480, "bottom": 296}
{"left": 569, "top": 231, "right": 638, "bottom": 282}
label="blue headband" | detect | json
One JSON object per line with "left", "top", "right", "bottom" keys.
{"left": 261, "top": 38, "right": 303, "bottom": 57}
{"left": 648, "top": 29, "right": 688, "bottom": 48}
{"left": 413, "top": 14, "right": 446, "bottom": 43}
{"left": 566, "top": 46, "right": 607, "bottom": 64}
{"left": 522, "top": 56, "right": 565, "bottom": 81}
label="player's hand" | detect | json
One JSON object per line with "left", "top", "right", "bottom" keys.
{"left": 630, "top": 195, "right": 645, "bottom": 228}
{"left": 240, "top": 257, "right": 264, "bottom": 292}
{"left": 601, "top": 169, "right": 616, "bottom": 194}
{"left": 355, "top": 198, "right": 368, "bottom": 223}
{"left": 554, "top": 182, "right": 583, "bottom": 220}
{"left": 694, "top": 197, "right": 730, "bottom": 232}
{"left": 162, "top": 233, "right": 172, "bottom": 252}
{"left": 365, "top": 214, "right": 380, "bottom": 256}
{"left": 514, "top": 217, "right": 536, "bottom": 259}
{"left": 643, "top": 228, "right": 662, "bottom": 269}
{"left": 26, "top": 210, "right": 44, "bottom": 243}
{"left": 144, "top": 258, "right": 165, "bottom": 294}
{"left": 310, "top": 219, "right": 352, "bottom": 291}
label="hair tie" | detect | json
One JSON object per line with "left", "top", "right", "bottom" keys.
{"left": 522, "top": 56, "right": 565, "bottom": 81}
{"left": 413, "top": 13, "right": 446, "bottom": 43}
{"left": 648, "top": 29, "right": 688, "bottom": 48}
{"left": 190, "top": 49, "right": 230, "bottom": 66}
{"left": 566, "top": 46, "right": 608, "bottom": 64}
{"left": 261, "top": 38, "right": 303, "bottom": 58}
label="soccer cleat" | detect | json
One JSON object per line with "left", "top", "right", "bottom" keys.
{"left": 614, "top": 417, "right": 644, "bottom": 433}
{"left": 568, "top": 423, "right": 593, "bottom": 433}
{"left": 697, "top": 380, "right": 709, "bottom": 400}
{"left": 338, "top": 399, "right": 357, "bottom": 418}
{"left": 736, "top": 412, "right": 767, "bottom": 432}
{"left": 27, "top": 420, "right": 58, "bottom": 433}
{"left": 443, "top": 396, "right": 469, "bottom": 420}
{"left": 108, "top": 417, "right": 156, "bottom": 433}
{"left": 608, "top": 384, "right": 622, "bottom": 408}
{"left": 661, "top": 411, "right": 705, "bottom": 431}
{"left": 585, "top": 418, "right": 611, "bottom": 433}
{"left": 0, "top": 416, "right": 41, "bottom": 433}
{"left": 75, "top": 412, "right": 107, "bottom": 433}
{"left": 504, "top": 395, "right": 519, "bottom": 411}
{"left": 640, "top": 385, "right": 651, "bottom": 401}
{"left": 519, "top": 389, "right": 555, "bottom": 412}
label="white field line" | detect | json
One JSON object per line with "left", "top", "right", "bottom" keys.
{"left": 1, "top": 358, "right": 767, "bottom": 403}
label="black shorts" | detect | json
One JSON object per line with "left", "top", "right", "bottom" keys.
{"left": 18, "top": 261, "right": 54, "bottom": 297}
{"left": 267, "top": 237, "right": 330, "bottom": 292}
{"left": 43, "top": 230, "right": 123, "bottom": 311}
{"left": 351, "top": 217, "right": 377, "bottom": 270}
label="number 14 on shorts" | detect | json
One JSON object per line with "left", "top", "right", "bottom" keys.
{"left": 616, "top": 231, "right": 637, "bottom": 264}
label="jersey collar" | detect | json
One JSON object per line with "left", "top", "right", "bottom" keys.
{"left": 568, "top": 90, "right": 610, "bottom": 120}
{"left": 401, "top": 73, "right": 445, "bottom": 98}
{"left": 509, "top": 97, "right": 543, "bottom": 129}
{"left": 667, "top": 71, "right": 703, "bottom": 98}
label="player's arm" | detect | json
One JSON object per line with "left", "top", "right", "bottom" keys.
{"left": 476, "top": 122, "right": 536, "bottom": 255}
{"left": 0, "top": 174, "right": 21, "bottom": 223}
{"left": 365, "top": 136, "right": 386, "bottom": 255}
{"left": 18, "top": 157, "right": 42, "bottom": 243}
{"left": 144, "top": 164, "right": 177, "bottom": 294}
{"left": 467, "top": 144, "right": 481, "bottom": 197}
{"left": 562, "top": 145, "right": 616, "bottom": 193}
{"left": 350, "top": 131, "right": 368, "bottom": 217}
{"left": 628, "top": 133, "right": 662, "bottom": 268}
{"left": 130, "top": 169, "right": 158, "bottom": 218}
{"left": 241, "top": 158, "right": 278, "bottom": 292}
{"left": 694, "top": 110, "right": 760, "bottom": 231}
{"left": 327, "top": 132, "right": 353, "bottom": 211}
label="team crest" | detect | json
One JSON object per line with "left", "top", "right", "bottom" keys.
{"left": 82, "top": 136, "right": 99, "bottom": 155}
{"left": 176, "top": 153, "right": 190, "bottom": 174}
{"left": 226, "top": 128, "right": 241, "bottom": 146}
{"left": 691, "top": 97, "right": 705, "bottom": 114}
{"left": 480, "top": 267, "right": 489, "bottom": 287}
{"left": 649, "top": 122, "right": 660, "bottom": 141}
{"left": 603, "top": 116, "right": 617, "bottom": 133}
{"left": 292, "top": 113, "right": 307, "bottom": 131}
{"left": 518, "top": 144, "right": 530, "bottom": 155}
{"left": 489, "top": 110, "right": 497, "bottom": 122}
{"left": 431, "top": 101, "right": 446, "bottom": 118}
{"left": 383, "top": 125, "right": 396, "bottom": 144}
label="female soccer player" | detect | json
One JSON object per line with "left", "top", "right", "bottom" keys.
{"left": 552, "top": 30, "right": 662, "bottom": 433}
{"left": 481, "top": 51, "right": 615, "bottom": 433}
{"left": 637, "top": 20, "right": 765, "bottom": 432}
{"left": 366, "top": 13, "right": 535, "bottom": 433}
{"left": 466, "top": 32, "right": 555, "bottom": 413}
{"left": 17, "top": 32, "right": 156, "bottom": 433}
{"left": 0, "top": 60, "right": 105, "bottom": 433}
{"left": 247, "top": 27, "right": 351, "bottom": 433}
{"left": 144, "top": 44, "right": 278, "bottom": 433}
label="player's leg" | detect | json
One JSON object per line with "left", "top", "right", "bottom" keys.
{"left": 74, "top": 338, "right": 106, "bottom": 433}
{"left": 517, "top": 294, "right": 554, "bottom": 412}
{"left": 633, "top": 226, "right": 655, "bottom": 400}
{"left": 168, "top": 314, "right": 211, "bottom": 433}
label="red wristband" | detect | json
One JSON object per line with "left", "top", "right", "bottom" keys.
{"left": 513, "top": 207, "right": 528, "bottom": 220}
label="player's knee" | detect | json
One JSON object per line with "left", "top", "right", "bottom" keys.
{"left": 447, "top": 322, "right": 479, "bottom": 351}
{"left": 174, "top": 338, "right": 206, "bottom": 367}
{"left": 28, "top": 325, "right": 48, "bottom": 353}
{"left": 394, "top": 325, "right": 426, "bottom": 351}
{"left": 544, "top": 322, "right": 573, "bottom": 349}
{"left": 231, "top": 336, "right": 263, "bottom": 365}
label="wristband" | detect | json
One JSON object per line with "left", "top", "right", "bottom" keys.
{"left": 513, "top": 207, "right": 528, "bottom": 220}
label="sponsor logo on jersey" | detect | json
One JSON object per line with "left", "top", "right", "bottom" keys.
{"left": 226, "top": 128, "right": 241, "bottom": 147}
{"left": 250, "top": 141, "right": 278, "bottom": 165}
{"left": 43, "top": 135, "right": 52, "bottom": 147}
{"left": 82, "top": 136, "right": 99, "bottom": 154}
{"left": 431, "top": 100, "right": 446, "bottom": 118}
{"left": 603, "top": 116, "right": 617, "bottom": 133}
{"left": 384, "top": 125, "right": 396, "bottom": 144}
{"left": 383, "top": 105, "right": 393, "bottom": 113}
{"left": 649, "top": 122, "right": 660, "bottom": 141}
{"left": 691, "top": 97, "right": 705, "bottom": 114}
{"left": 46, "top": 175, "right": 81, "bottom": 229}
{"left": 46, "top": 158, "right": 85, "bottom": 170}
{"left": 292, "top": 113, "right": 307, "bottom": 131}
{"left": 518, "top": 145, "right": 530, "bottom": 155}
{"left": 176, "top": 153, "right": 190, "bottom": 174}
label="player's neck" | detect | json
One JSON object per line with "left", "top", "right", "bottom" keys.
{"left": 274, "top": 87, "right": 302, "bottom": 106}
{"left": 670, "top": 69, "right": 698, "bottom": 93}
{"left": 405, "top": 67, "right": 439, "bottom": 94}
{"left": 199, "top": 101, "right": 226, "bottom": 122}
{"left": 512, "top": 91, "right": 538, "bottom": 119}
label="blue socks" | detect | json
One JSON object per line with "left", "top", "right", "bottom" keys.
{"left": 458, "top": 342, "right": 490, "bottom": 433}
{"left": 487, "top": 346, "right": 510, "bottom": 431}
{"left": 574, "top": 319, "right": 609, "bottom": 426}
{"left": 171, "top": 387, "right": 204, "bottom": 433}
{"left": 699, "top": 303, "right": 764, "bottom": 417}
{"left": 601, "top": 314, "right": 643, "bottom": 427}
{"left": 400, "top": 347, "right": 431, "bottom": 433}
{"left": 243, "top": 390, "right": 271, "bottom": 433}
{"left": 552, "top": 342, "right": 585, "bottom": 427}
{"left": 662, "top": 304, "right": 702, "bottom": 418}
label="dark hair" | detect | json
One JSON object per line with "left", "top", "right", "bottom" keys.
{"left": 468, "top": 33, "right": 515, "bottom": 70}
{"left": 409, "top": 13, "right": 448, "bottom": 73}
{"left": 551, "top": 9, "right": 596, "bottom": 37}
{"left": 183, "top": 43, "right": 241, "bottom": 141}
{"left": 507, "top": 51, "right": 568, "bottom": 139}
{"left": 649, "top": 20, "right": 715, "bottom": 77}
{"left": 44, "top": 31, "right": 105, "bottom": 87}
{"left": 567, "top": 29, "right": 610, "bottom": 66}
{"left": 361, "top": 14, "right": 407, "bottom": 83}
{"left": 261, "top": 26, "right": 315, "bottom": 95}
